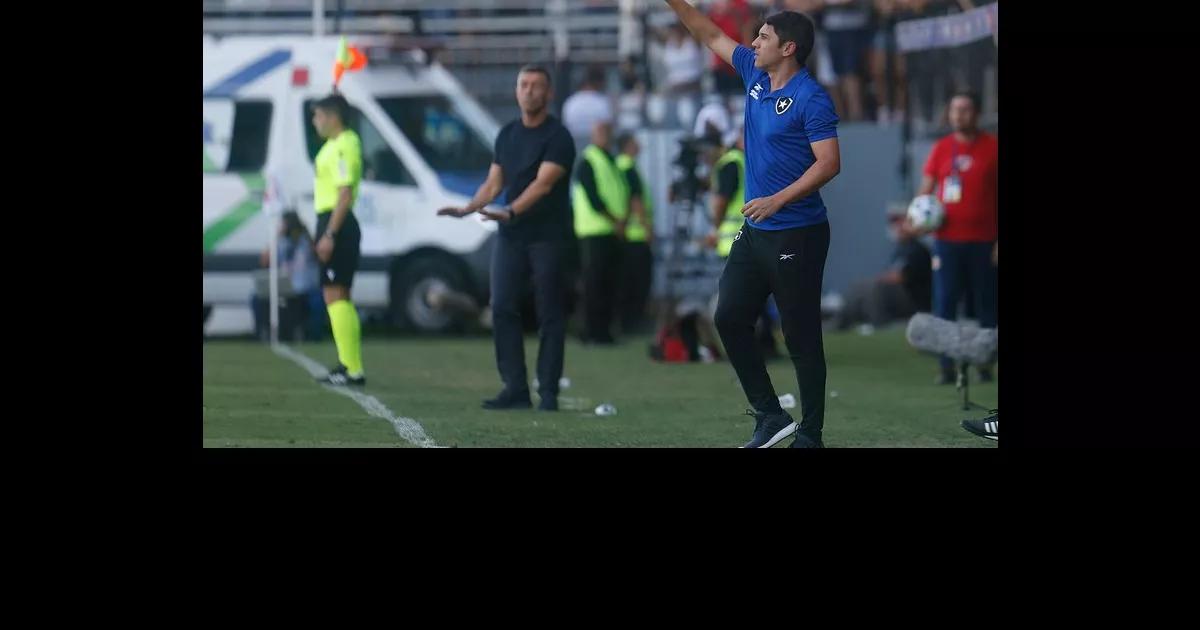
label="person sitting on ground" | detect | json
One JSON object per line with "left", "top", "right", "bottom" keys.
{"left": 250, "top": 211, "right": 323, "bottom": 342}
{"left": 834, "top": 206, "right": 931, "bottom": 330}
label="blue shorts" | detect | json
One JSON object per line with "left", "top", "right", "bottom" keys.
{"left": 826, "top": 29, "right": 872, "bottom": 77}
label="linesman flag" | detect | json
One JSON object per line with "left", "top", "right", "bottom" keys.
{"left": 333, "top": 36, "right": 367, "bottom": 88}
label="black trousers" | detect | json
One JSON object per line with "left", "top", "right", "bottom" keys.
{"left": 619, "top": 240, "right": 653, "bottom": 332}
{"left": 715, "top": 221, "right": 831, "bottom": 437}
{"left": 579, "top": 235, "right": 621, "bottom": 341}
{"left": 491, "top": 234, "right": 567, "bottom": 399}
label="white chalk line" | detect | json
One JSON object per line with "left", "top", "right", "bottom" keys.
{"left": 272, "top": 344, "right": 442, "bottom": 448}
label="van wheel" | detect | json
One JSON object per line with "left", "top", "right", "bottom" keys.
{"left": 390, "top": 255, "right": 468, "bottom": 334}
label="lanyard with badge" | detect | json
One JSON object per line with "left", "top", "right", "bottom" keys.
{"left": 942, "top": 142, "right": 965, "bottom": 204}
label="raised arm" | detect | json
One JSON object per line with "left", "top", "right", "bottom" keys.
{"left": 662, "top": 0, "right": 738, "bottom": 67}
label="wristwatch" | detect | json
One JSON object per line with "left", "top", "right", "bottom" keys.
{"left": 504, "top": 205, "right": 516, "bottom": 221}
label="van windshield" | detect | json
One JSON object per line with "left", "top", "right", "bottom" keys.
{"left": 377, "top": 95, "right": 494, "bottom": 198}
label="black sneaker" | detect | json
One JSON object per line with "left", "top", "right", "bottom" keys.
{"left": 790, "top": 432, "right": 824, "bottom": 448}
{"left": 961, "top": 410, "right": 999, "bottom": 441}
{"left": 740, "top": 409, "right": 797, "bottom": 448}
{"left": 537, "top": 396, "right": 558, "bottom": 412}
{"left": 316, "top": 364, "right": 365, "bottom": 387}
{"left": 482, "top": 390, "right": 532, "bottom": 410}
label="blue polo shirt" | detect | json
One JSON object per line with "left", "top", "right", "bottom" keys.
{"left": 732, "top": 44, "right": 839, "bottom": 231}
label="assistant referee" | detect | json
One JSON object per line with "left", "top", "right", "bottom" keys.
{"left": 310, "top": 94, "right": 366, "bottom": 387}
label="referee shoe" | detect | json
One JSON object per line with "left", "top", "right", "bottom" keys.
{"left": 316, "top": 364, "right": 366, "bottom": 387}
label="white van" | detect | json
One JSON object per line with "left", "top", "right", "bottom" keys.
{"left": 203, "top": 35, "right": 501, "bottom": 334}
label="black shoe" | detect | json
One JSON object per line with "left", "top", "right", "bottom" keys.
{"left": 482, "top": 390, "right": 532, "bottom": 410}
{"left": 935, "top": 368, "right": 956, "bottom": 385}
{"left": 790, "top": 432, "right": 824, "bottom": 448}
{"left": 961, "top": 410, "right": 999, "bottom": 441}
{"left": 977, "top": 367, "right": 994, "bottom": 383}
{"left": 316, "top": 364, "right": 365, "bottom": 387}
{"left": 537, "top": 396, "right": 558, "bottom": 412}
{"left": 740, "top": 409, "right": 797, "bottom": 448}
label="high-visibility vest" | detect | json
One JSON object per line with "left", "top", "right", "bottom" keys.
{"left": 572, "top": 144, "right": 629, "bottom": 238}
{"left": 711, "top": 148, "right": 745, "bottom": 258}
{"left": 615, "top": 153, "right": 653, "bottom": 243}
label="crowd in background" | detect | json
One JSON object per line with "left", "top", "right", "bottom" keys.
{"left": 207, "top": 1, "right": 996, "bottom": 132}
{"left": 639, "top": 0, "right": 996, "bottom": 128}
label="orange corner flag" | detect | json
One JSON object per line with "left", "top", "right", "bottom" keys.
{"left": 333, "top": 36, "right": 367, "bottom": 87}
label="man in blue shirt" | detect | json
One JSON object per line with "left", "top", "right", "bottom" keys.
{"left": 664, "top": 1, "right": 842, "bottom": 448}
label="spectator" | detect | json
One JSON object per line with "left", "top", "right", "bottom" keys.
{"left": 833, "top": 206, "right": 932, "bottom": 330}
{"left": 820, "top": 0, "right": 873, "bottom": 122}
{"left": 868, "top": 0, "right": 912, "bottom": 125}
{"left": 785, "top": 0, "right": 826, "bottom": 17}
{"left": 784, "top": 1, "right": 838, "bottom": 107}
{"left": 917, "top": 91, "right": 997, "bottom": 384}
{"left": 943, "top": 1, "right": 995, "bottom": 114}
{"left": 250, "top": 211, "right": 323, "bottom": 342}
{"left": 617, "top": 54, "right": 648, "bottom": 131}
{"left": 707, "top": 0, "right": 756, "bottom": 96}
{"left": 660, "top": 22, "right": 705, "bottom": 96}
{"left": 653, "top": 21, "right": 706, "bottom": 128}
{"left": 692, "top": 94, "right": 732, "bottom": 144}
{"left": 561, "top": 65, "right": 613, "bottom": 151}
{"left": 897, "top": 0, "right": 953, "bottom": 127}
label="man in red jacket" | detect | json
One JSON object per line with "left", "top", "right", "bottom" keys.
{"left": 917, "top": 91, "right": 998, "bottom": 385}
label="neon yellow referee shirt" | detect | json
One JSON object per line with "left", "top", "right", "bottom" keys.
{"left": 314, "top": 129, "right": 363, "bottom": 213}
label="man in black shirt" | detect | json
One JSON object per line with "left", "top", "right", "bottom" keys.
{"left": 615, "top": 133, "right": 654, "bottom": 333}
{"left": 704, "top": 128, "right": 780, "bottom": 358}
{"left": 572, "top": 120, "right": 627, "bottom": 344}
{"left": 834, "top": 209, "right": 932, "bottom": 330}
{"left": 437, "top": 65, "right": 576, "bottom": 411}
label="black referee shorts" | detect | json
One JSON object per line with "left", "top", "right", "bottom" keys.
{"left": 316, "top": 210, "right": 361, "bottom": 289}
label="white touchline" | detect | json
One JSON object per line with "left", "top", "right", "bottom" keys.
{"left": 272, "top": 344, "right": 441, "bottom": 448}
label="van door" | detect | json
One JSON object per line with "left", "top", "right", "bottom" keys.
{"left": 203, "top": 96, "right": 276, "bottom": 333}
{"left": 203, "top": 98, "right": 272, "bottom": 257}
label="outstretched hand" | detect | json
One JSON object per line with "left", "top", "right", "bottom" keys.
{"left": 436, "top": 207, "right": 476, "bottom": 218}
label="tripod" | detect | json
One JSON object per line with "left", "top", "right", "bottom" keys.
{"left": 956, "top": 360, "right": 991, "bottom": 412}
{"left": 655, "top": 140, "right": 705, "bottom": 330}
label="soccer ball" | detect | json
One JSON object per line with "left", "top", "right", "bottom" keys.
{"left": 907, "top": 194, "right": 945, "bottom": 231}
